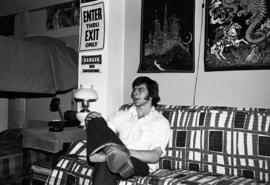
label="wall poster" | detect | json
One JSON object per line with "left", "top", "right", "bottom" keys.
{"left": 205, "top": 0, "right": 270, "bottom": 71}
{"left": 46, "top": 0, "right": 79, "bottom": 30}
{"left": 138, "top": 0, "right": 195, "bottom": 73}
{"left": 79, "top": 1, "right": 105, "bottom": 51}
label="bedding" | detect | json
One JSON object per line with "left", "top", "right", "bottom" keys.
{"left": 0, "top": 35, "right": 78, "bottom": 94}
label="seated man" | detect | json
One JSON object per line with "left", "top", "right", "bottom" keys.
{"left": 85, "top": 76, "right": 171, "bottom": 185}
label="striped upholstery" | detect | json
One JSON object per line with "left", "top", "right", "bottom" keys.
{"left": 158, "top": 105, "right": 270, "bottom": 183}
{"left": 232, "top": 109, "right": 270, "bottom": 182}
{"left": 201, "top": 107, "right": 236, "bottom": 176}
{"left": 45, "top": 104, "right": 270, "bottom": 185}
{"left": 132, "top": 169, "right": 269, "bottom": 185}
{"left": 45, "top": 156, "right": 93, "bottom": 185}
{"left": 158, "top": 105, "right": 209, "bottom": 171}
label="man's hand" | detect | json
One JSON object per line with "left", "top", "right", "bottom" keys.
{"left": 85, "top": 111, "right": 101, "bottom": 121}
{"left": 89, "top": 152, "right": 106, "bottom": 162}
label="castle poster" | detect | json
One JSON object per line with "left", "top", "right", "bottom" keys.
{"left": 138, "top": 0, "right": 195, "bottom": 73}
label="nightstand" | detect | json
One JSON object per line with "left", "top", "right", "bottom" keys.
{"left": 22, "top": 126, "right": 86, "bottom": 183}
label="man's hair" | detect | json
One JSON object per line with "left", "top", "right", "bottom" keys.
{"left": 132, "top": 76, "right": 160, "bottom": 107}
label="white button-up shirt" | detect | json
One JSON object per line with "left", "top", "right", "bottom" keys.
{"left": 107, "top": 105, "right": 170, "bottom": 172}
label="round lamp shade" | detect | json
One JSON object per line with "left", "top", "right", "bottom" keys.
{"left": 74, "top": 85, "right": 98, "bottom": 101}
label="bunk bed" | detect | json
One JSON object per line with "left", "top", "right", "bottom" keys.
{"left": 0, "top": 35, "right": 78, "bottom": 94}
{"left": 0, "top": 35, "right": 78, "bottom": 184}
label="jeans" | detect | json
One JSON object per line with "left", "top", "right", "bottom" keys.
{"left": 86, "top": 117, "right": 149, "bottom": 185}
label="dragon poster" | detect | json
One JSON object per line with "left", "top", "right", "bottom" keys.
{"left": 138, "top": 0, "right": 195, "bottom": 73}
{"left": 205, "top": 0, "right": 270, "bottom": 71}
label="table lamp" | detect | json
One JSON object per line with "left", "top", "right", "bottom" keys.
{"left": 49, "top": 97, "right": 64, "bottom": 132}
{"left": 74, "top": 85, "right": 98, "bottom": 127}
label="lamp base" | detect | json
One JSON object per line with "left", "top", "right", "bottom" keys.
{"left": 76, "top": 112, "right": 89, "bottom": 128}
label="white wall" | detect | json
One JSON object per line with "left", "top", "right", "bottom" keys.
{"left": 106, "top": 0, "right": 125, "bottom": 116}
{"left": 123, "top": 0, "right": 270, "bottom": 108}
{"left": 78, "top": 0, "right": 125, "bottom": 119}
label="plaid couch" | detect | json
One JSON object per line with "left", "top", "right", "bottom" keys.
{"left": 0, "top": 128, "right": 51, "bottom": 185}
{"left": 45, "top": 104, "right": 270, "bottom": 185}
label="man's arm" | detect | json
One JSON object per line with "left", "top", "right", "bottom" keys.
{"left": 129, "top": 147, "right": 163, "bottom": 163}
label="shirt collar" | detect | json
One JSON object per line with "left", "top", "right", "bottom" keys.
{"left": 130, "top": 105, "right": 156, "bottom": 119}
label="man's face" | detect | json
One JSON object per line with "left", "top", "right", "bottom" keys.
{"left": 131, "top": 83, "right": 151, "bottom": 107}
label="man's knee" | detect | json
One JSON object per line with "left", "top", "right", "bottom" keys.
{"left": 86, "top": 117, "right": 108, "bottom": 128}
{"left": 130, "top": 157, "right": 149, "bottom": 176}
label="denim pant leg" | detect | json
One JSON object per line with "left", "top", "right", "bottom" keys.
{"left": 86, "top": 117, "right": 149, "bottom": 185}
{"left": 91, "top": 157, "right": 149, "bottom": 185}
{"left": 86, "top": 117, "right": 125, "bottom": 157}
{"left": 131, "top": 157, "right": 149, "bottom": 176}
{"left": 91, "top": 162, "right": 120, "bottom": 185}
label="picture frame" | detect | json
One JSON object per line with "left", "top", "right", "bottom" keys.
{"left": 138, "top": 0, "right": 195, "bottom": 73}
{"left": 205, "top": 0, "right": 270, "bottom": 71}
{"left": 46, "top": 0, "right": 79, "bottom": 30}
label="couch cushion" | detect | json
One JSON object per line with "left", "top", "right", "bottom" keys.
{"left": 231, "top": 109, "right": 270, "bottom": 182}
{"left": 157, "top": 105, "right": 209, "bottom": 171}
{"left": 157, "top": 105, "right": 270, "bottom": 182}
{"left": 200, "top": 107, "right": 236, "bottom": 176}
{"left": 134, "top": 169, "right": 268, "bottom": 185}
{"left": 45, "top": 156, "right": 93, "bottom": 185}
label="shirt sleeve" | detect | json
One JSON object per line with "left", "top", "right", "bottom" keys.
{"left": 107, "top": 111, "right": 119, "bottom": 133}
{"left": 149, "top": 119, "right": 171, "bottom": 157}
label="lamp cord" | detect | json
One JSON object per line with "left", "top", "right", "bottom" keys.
{"left": 192, "top": 0, "right": 205, "bottom": 106}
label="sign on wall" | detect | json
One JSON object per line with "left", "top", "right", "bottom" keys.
{"left": 81, "top": 54, "right": 102, "bottom": 73}
{"left": 79, "top": 2, "right": 105, "bottom": 51}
